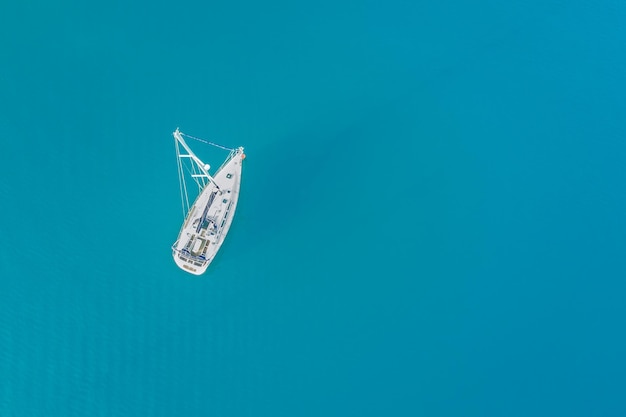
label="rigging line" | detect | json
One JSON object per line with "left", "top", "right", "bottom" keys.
{"left": 177, "top": 140, "right": 192, "bottom": 217}
{"left": 184, "top": 148, "right": 222, "bottom": 193}
{"left": 179, "top": 147, "right": 191, "bottom": 217}
{"left": 186, "top": 158, "right": 205, "bottom": 190}
{"left": 180, "top": 160, "right": 190, "bottom": 214}
{"left": 180, "top": 132, "right": 235, "bottom": 151}
{"left": 182, "top": 151, "right": 190, "bottom": 213}
{"left": 175, "top": 140, "right": 182, "bottom": 215}
{"left": 180, "top": 155, "right": 210, "bottom": 208}
{"left": 179, "top": 165, "right": 187, "bottom": 217}
{"left": 175, "top": 140, "right": 187, "bottom": 218}
{"left": 184, "top": 172, "right": 191, "bottom": 215}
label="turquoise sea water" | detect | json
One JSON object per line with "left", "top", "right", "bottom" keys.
{"left": 1, "top": 1, "right": 625, "bottom": 416}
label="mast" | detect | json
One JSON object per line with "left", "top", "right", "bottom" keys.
{"left": 174, "top": 128, "right": 221, "bottom": 191}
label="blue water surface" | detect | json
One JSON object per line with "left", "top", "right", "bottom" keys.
{"left": 1, "top": 0, "right": 625, "bottom": 416}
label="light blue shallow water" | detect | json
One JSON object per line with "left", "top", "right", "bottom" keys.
{"left": 1, "top": 1, "right": 625, "bottom": 416}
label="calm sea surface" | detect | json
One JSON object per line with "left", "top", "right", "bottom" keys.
{"left": 1, "top": 0, "right": 625, "bottom": 416}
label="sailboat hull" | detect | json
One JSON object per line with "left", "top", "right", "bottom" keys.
{"left": 172, "top": 148, "right": 244, "bottom": 275}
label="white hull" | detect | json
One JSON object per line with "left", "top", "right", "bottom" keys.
{"left": 172, "top": 131, "right": 244, "bottom": 275}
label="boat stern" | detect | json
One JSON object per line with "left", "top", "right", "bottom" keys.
{"left": 172, "top": 242, "right": 210, "bottom": 275}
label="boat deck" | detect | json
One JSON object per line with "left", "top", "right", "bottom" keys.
{"left": 172, "top": 147, "right": 244, "bottom": 275}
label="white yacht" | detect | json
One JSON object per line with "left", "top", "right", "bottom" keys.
{"left": 171, "top": 128, "right": 245, "bottom": 275}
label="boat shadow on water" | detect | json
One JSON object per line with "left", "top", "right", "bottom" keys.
{"left": 225, "top": 93, "right": 435, "bottom": 267}
{"left": 231, "top": 127, "right": 344, "bottom": 260}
